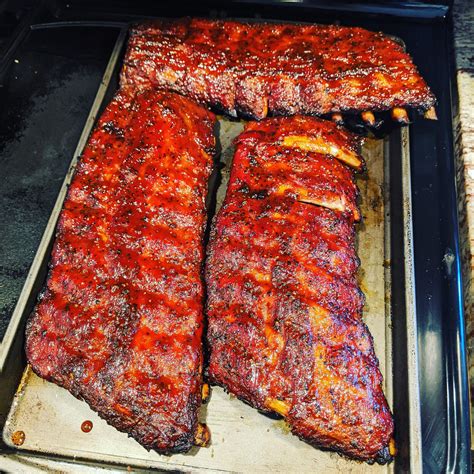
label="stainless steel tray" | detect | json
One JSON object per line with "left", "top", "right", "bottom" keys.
{"left": 1, "top": 26, "right": 422, "bottom": 473}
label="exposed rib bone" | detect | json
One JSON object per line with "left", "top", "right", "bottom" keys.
{"left": 266, "top": 398, "right": 290, "bottom": 416}
{"left": 282, "top": 135, "right": 362, "bottom": 170}
{"left": 389, "top": 438, "right": 397, "bottom": 456}
{"left": 424, "top": 106, "right": 438, "bottom": 120}
{"left": 391, "top": 107, "right": 409, "bottom": 123}
{"left": 361, "top": 111, "right": 376, "bottom": 126}
{"left": 194, "top": 423, "right": 211, "bottom": 447}
{"left": 201, "top": 383, "right": 210, "bottom": 403}
{"left": 332, "top": 113, "right": 344, "bottom": 125}
{"left": 298, "top": 197, "right": 360, "bottom": 222}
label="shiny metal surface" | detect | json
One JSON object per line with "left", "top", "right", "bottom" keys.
{"left": 2, "top": 104, "right": 413, "bottom": 472}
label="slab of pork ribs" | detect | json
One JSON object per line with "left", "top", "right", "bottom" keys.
{"left": 25, "top": 90, "right": 216, "bottom": 453}
{"left": 206, "top": 116, "right": 394, "bottom": 463}
{"left": 121, "top": 18, "right": 435, "bottom": 120}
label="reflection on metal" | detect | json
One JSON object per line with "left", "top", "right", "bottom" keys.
{"left": 400, "top": 126, "right": 423, "bottom": 473}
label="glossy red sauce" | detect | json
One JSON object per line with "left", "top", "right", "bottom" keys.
{"left": 121, "top": 18, "right": 435, "bottom": 119}
{"left": 206, "top": 116, "right": 393, "bottom": 463}
{"left": 81, "top": 420, "right": 93, "bottom": 433}
{"left": 25, "top": 90, "right": 216, "bottom": 454}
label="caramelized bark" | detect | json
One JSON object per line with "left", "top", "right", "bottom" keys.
{"left": 206, "top": 116, "right": 394, "bottom": 462}
{"left": 25, "top": 90, "right": 216, "bottom": 453}
{"left": 121, "top": 18, "right": 436, "bottom": 120}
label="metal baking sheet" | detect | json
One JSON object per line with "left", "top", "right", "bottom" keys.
{"left": 2, "top": 129, "right": 415, "bottom": 473}
{"left": 1, "top": 24, "right": 422, "bottom": 473}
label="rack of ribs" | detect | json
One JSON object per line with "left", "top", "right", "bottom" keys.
{"left": 25, "top": 89, "right": 216, "bottom": 453}
{"left": 205, "top": 116, "right": 394, "bottom": 462}
{"left": 121, "top": 18, "right": 436, "bottom": 122}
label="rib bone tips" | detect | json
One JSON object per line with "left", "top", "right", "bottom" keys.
{"left": 281, "top": 135, "right": 362, "bottom": 170}
{"left": 194, "top": 423, "right": 211, "bottom": 447}
{"left": 361, "top": 111, "right": 376, "bottom": 126}
{"left": 389, "top": 437, "right": 397, "bottom": 457}
{"left": 424, "top": 106, "right": 438, "bottom": 120}
{"left": 331, "top": 113, "right": 344, "bottom": 125}
{"left": 201, "top": 383, "right": 210, "bottom": 403}
{"left": 391, "top": 107, "right": 410, "bottom": 124}
{"left": 265, "top": 398, "right": 290, "bottom": 417}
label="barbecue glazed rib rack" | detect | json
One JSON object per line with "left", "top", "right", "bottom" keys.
{"left": 122, "top": 18, "right": 437, "bottom": 123}
{"left": 206, "top": 116, "right": 394, "bottom": 462}
{"left": 25, "top": 89, "right": 216, "bottom": 454}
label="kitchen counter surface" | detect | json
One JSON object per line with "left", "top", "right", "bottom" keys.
{"left": 453, "top": 0, "right": 474, "bottom": 431}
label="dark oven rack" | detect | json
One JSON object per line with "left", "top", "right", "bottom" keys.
{"left": 0, "top": 1, "right": 470, "bottom": 472}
